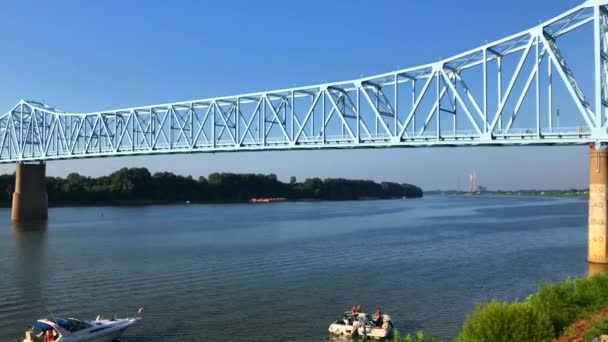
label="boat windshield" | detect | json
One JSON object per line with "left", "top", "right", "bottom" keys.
{"left": 31, "top": 321, "right": 53, "bottom": 333}
{"left": 50, "top": 318, "right": 92, "bottom": 332}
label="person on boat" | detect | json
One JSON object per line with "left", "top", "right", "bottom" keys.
{"left": 356, "top": 305, "right": 361, "bottom": 314}
{"left": 351, "top": 305, "right": 357, "bottom": 316}
{"left": 44, "top": 329, "right": 53, "bottom": 342}
{"left": 374, "top": 308, "right": 382, "bottom": 326}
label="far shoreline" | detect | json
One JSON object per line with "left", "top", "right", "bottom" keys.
{"left": 426, "top": 190, "right": 588, "bottom": 199}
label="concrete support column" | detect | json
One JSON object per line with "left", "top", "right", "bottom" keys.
{"left": 11, "top": 162, "right": 48, "bottom": 222}
{"left": 589, "top": 149, "right": 608, "bottom": 263}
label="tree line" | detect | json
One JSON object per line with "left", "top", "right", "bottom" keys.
{"left": 0, "top": 168, "right": 423, "bottom": 206}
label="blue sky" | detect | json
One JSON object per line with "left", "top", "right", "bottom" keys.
{"left": 0, "top": 0, "right": 592, "bottom": 190}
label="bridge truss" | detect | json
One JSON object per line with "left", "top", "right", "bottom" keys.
{"left": 2, "top": 0, "right": 608, "bottom": 163}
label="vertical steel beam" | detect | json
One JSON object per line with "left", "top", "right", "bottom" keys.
{"left": 453, "top": 78, "right": 457, "bottom": 136}
{"left": 394, "top": 74, "right": 399, "bottom": 137}
{"left": 291, "top": 91, "right": 295, "bottom": 141}
{"left": 356, "top": 87, "right": 360, "bottom": 143}
{"left": 340, "top": 95, "right": 345, "bottom": 138}
{"left": 149, "top": 109, "right": 153, "bottom": 150}
{"left": 596, "top": 4, "right": 604, "bottom": 128}
{"left": 412, "top": 80, "right": 416, "bottom": 137}
{"left": 483, "top": 49, "right": 488, "bottom": 133}
{"left": 170, "top": 108, "right": 174, "bottom": 149}
{"left": 19, "top": 105, "right": 23, "bottom": 157}
{"left": 548, "top": 57, "right": 553, "bottom": 131}
{"left": 212, "top": 103, "right": 216, "bottom": 148}
{"left": 311, "top": 95, "right": 315, "bottom": 139}
{"left": 262, "top": 98, "right": 266, "bottom": 145}
{"left": 536, "top": 35, "right": 541, "bottom": 137}
{"left": 497, "top": 56, "right": 503, "bottom": 132}
{"left": 190, "top": 104, "right": 195, "bottom": 147}
{"left": 322, "top": 90, "right": 326, "bottom": 143}
{"left": 436, "top": 71, "right": 441, "bottom": 140}
{"left": 43, "top": 112, "right": 46, "bottom": 150}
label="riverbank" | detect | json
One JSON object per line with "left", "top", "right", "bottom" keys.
{"left": 455, "top": 273, "right": 608, "bottom": 342}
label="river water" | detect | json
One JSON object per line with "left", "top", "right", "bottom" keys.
{"left": 0, "top": 196, "right": 590, "bottom": 341}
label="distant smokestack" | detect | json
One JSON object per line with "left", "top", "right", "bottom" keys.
{"left": 469, "top": 170, "right": 477, "bottom": 193}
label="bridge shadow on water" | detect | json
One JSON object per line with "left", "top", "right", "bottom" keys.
{"left": 10, "top": 221, "right": 48, "bottom": 312}
{"left": 11, "top": 220, "right": 48, "bottom": 232}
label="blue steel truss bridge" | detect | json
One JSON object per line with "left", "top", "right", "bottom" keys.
{"left": 2, "top": 0, "right": 608, "bottom": 164}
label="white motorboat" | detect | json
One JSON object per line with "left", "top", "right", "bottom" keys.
{"left": 328, "top": 311, "right": 368, "bottom": 337}
{"left": 23, "top": 308, "right": 143, "bottom": 342}
{"left": 357, "top": 314, "right": 394, "bottom": 339}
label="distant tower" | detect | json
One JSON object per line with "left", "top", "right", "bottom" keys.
{"left": 469, "top": 170, "right": 477, "bottom": 193}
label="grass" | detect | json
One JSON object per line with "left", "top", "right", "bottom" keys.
{"left": 582, "top": 317, "right": 608, "bottom": 342}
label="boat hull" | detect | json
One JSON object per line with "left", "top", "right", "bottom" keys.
{"left": 58, "top": 320, "right": 136, "bottom": 342}
{"left": 357, "top": 325, "right": 393, "bottom": 339}
{"left": 329, "top": 320, "right": 364, "bottom": 337}
{"left": 61, "top": 327, "right": 126, "bottom": 341}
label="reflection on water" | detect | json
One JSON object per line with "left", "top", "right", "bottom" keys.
{"left": 0, "top": 197, "right": 590, "bottom": 341}
{"left": 11, "top": 221, "right": 48, "bottom": 314}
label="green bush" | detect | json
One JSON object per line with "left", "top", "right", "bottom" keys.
{"left": 393, "top": 328, "right": 401, "bottom": 342}
{"left": 455, "top": 300, "right": 554, "bottom": 342}
{"left": 454, "top": 273, "right": 608, "bottom": 342}
{"left": 527, "top": 273, "right": 608, "bottom": 335}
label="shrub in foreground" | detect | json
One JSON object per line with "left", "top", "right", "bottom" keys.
{"left": 455, "top": 273, "right": 608, "bottom": 342}
{"left": 455, "top": 300, "right": 553, "bottom": 342}
{"left": 527, "top": 273, "right": 608, "bottom": 335}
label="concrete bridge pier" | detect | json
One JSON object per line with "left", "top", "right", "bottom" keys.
{"left": 11, "top": 162, "right": 48, "bottom": 222}
{"left": 589, "top": 148, "right": 608, "bottom": 264}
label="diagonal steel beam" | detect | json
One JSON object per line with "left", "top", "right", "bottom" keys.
{"left": 193, "top": 105, "right": 213, "bottom": 146}
{"left": 489, "top": 35, "right": 535, "bottom": 132}
{"left": 400, "top": 74, "right": 434, "bottom": 138}
{"left": 264, "top": 96, "right": 291, "bottom": 142}
{"left": 440, "top": 69, "right": 482, "bottom": 134}
{"left": 294, "top": 91, "right": 322, "bottom": 143}
{"left": 360, "top": 84, "right": 393, "bottom": 137}
{"left": 540, "top": 32, "right": 595, "bottom": 128}
{"left": 504, "top": 47, "right": 547, "bottom": 132}
{"left": 238, "top": 98, "right": 263, "bottom": 145}
{"left": 326, "top": 90, "right": 356, "bottom": 140}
